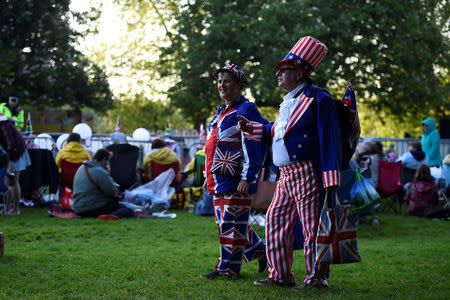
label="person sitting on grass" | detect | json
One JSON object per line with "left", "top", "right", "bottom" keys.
{"left": 73, "top": 148, "right": 133, "bottom": 220}
{"left": 405, "top": 164, "right": 439, "bottom": 217}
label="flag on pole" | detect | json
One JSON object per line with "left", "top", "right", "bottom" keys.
{"left": 25, "top": 112, "right": 33, "bottom": 136}
{"left": 341, "top": 81, "right": 361, "bottom": 156}
{"left": 199, "top": 123, "right": 205, "bottom": 142}
{"left": 165, "top": 116, "right": 171, "bottom": 136}
{"left": 115, "top": 115, "right": 120, "bottom": 132}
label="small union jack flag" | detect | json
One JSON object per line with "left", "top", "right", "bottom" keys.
{"left": 211, "top": 145, "right": 242, "bottom": 176}
{"left": 341, "top": 82, "right": 360, "bottom": 149}
{"left": 315, "top": 203, "right": 361, "bottom": 264}
{"left": 114, "top": 115, "right": 120, "bottom": 132}
{"left": 199, "top": 123, "right": 205, "bottom": 142}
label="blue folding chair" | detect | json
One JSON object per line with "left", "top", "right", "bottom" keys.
{"left": 0, "top": 166, "right": 8, "bottom": 216}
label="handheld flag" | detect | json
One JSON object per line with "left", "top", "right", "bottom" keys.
{"left": 25, "top": 112, "right": 33, "bottom": 136}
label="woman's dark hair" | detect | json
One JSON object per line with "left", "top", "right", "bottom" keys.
{"left": 373, "top": 141, "right": 384, "bottom": 156}
{"left": 93, "top": 148, "right": 110, "bottom": 162}
{"left": 151, "top": 138, "right": 167, "bottom": 149}
{"left": 414, "top": 164, "right": 435, "bottom": 183}
{"left": 67, "top": 133, "right": 81, "bottom": 143}
{"left": 409, "top": 141, "right": 422, "bottom": 151}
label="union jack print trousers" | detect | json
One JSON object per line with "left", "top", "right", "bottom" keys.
{"left": 266, "top": 161, "right": 330, "bottom": 285}
{"left": 213, "top": 192, "right": 265, "bottom": 275}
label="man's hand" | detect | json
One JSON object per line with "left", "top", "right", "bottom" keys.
{"left": 113, "top": 193, "right": 124, "bottom": 202}
{"left": 237, "top": 180, "right": 250, "bottom": 193}
{"left": 236, "top": 115, "right": 253, "bottom": 134}
{"left": 203, "top": 179, "right": 207, "bottom": 190}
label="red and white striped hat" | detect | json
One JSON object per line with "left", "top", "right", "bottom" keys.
{"left": 275, "top": 36, "right": 328, "bottom": 76}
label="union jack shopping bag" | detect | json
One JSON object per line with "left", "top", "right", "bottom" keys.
{"left": 315, "top": 192, "right": 361, "bottom": 264}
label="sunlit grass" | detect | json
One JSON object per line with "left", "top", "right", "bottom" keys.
{"left": 0, "top": 208, "right": 448, "bottom": 299}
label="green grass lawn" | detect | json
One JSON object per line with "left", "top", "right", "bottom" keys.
{"left": 0, "top": 207, "right": 449, "bottom": 299}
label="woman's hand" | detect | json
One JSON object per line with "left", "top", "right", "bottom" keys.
{"left": 236, "top": 116, "right": 253, "bottom": 134}
{"left": 237, "top": 180, "right": 250, "bottom": 193}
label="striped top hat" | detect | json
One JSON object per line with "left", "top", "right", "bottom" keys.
{"left": 213, "top": 62, "right": 248, "bottom": 87}
{"left": 275, "top": 36, "right": 327, "bottom": 76}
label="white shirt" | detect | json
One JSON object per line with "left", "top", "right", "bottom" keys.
{"left": 272, "top": 83, "right": 305, "bottom": 167}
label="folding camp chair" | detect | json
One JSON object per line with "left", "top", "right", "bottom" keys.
{"left": 179, "top": 151, "right": 205, "bottom": 210}
{"left": 377, "top": 160, "right": 403, "bottom": 214}
{"left": 60, "top": 159, "right": 83, "bottom": 190}
{"left": 437, "top": 178, "right": 449, "bottom": 209}
{"left": 58, "top": 159, "right": 83, "bottom": 208}
{"left": 106, "top": 143, "right": 140, "bottom": 191}
{"left": 149, "top": 161, "right": 180, "bottom": 187}
{"left": 400, "top": 166, "right": 417, "bottom": 186}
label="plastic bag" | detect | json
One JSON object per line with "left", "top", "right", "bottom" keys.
{"left": 61, "top": 187, "right": 74, "bottom": 209}
{"left": 350, "top": 170, "right": 381, "bottom": 210}
{"left": 122, "top": 168, "right": 175, "bottom": 213}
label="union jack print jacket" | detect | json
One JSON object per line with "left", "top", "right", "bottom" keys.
{"left": 205, "top": 96, "right": 267, "bottom": 195}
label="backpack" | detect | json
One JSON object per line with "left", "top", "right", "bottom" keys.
{"left": 309, "top": 82, "right": 361, "bottom": 169}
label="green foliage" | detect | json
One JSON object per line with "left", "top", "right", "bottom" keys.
{"left": 157, "top": 0, "right": 448, "bottom": 129}
{"left": 0, "top": 0, "right": 113, "bottom": 111}
{"left": 97, "top": 93, "right": 192, "bottom": 133}
{"left": 0, "top": 208, "right": 449, "bottom": 298}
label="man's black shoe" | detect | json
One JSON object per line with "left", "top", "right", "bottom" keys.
{"left": 201, "top": 270, "right": 220, "bottom": 279}
{"left": 254, "top": 278, "right": 295, "bottom": 287}
{"left": 292, "top": 283, "right": 328, "bottom": 290}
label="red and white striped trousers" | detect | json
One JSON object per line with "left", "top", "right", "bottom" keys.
{"left": 266, "top": 160, "right": 330, "bottom": 285}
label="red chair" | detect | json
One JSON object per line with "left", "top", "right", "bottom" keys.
{"left": 377, "top": 160, "right": 403, "bottom": 214}
{"left": 147, "top": 161, "right": 180, "bottom": 187}
{"left": 59, "top": 160, "right": 83, "bottom": 209}
{"left": 60, "top": 159, "right": 83, "bottom": 189}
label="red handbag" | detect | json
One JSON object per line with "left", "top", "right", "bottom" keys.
{"left": 251, "top": 168, "right": 276, "bottom": 211}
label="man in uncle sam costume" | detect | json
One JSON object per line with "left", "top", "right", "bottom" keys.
{"left": 239, "top": 36, "right": 342, "bottom": 289}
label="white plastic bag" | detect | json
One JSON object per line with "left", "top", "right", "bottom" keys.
{"left": 123, "top": 169, "right": 175, "bottom": 212}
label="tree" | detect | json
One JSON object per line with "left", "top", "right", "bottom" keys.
{"left": 159, "top": 0, "right": 448, "bottom": 129}
{"left": 97, "top": 93, "right": 191, "bottom": 134}
{"left": 0, "top": 0, "right": 113, "bottom": 111}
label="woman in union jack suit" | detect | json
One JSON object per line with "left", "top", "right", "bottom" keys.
{"left": 239, "top": 36, "right": 342, "bottom": 289}
{"left": 201, "top": 62, "right": 267, "bottom": 279}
